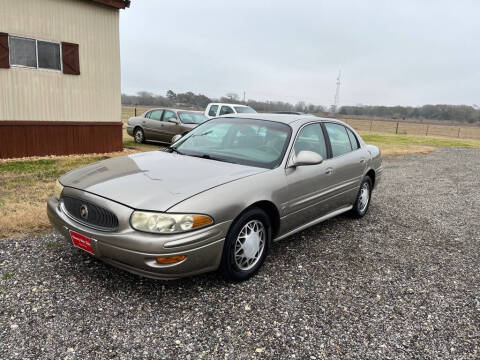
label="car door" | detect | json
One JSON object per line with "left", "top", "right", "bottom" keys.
{"left": 322, "top": 122, "right": 367, "bottom": 209}
{"left": 145, "top": 109, "right": 164, "bottom": 141}
{"left": 160, "top": 110, "right": 182, "bottom": 143}
{"left": 283, "top": 123, "right": 336, "bottom": 232}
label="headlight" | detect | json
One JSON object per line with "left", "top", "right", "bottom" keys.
{"left": 130, "top": 211, "right": 213, "bottom": 234}
{"left": 54, "top": 180, "right": 64, "bottom": 200}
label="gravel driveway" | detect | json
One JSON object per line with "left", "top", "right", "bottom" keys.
{"left": 1, "top": 147, "right": 479, "bottom": 359}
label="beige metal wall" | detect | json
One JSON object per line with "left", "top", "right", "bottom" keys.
{"left": 0, "top": 0, "right": 121, "bottom": 123}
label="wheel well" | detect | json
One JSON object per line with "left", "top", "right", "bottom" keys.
{"left": 366, "top": 169, "right": 376, "bottom": 188}
{"left": 245, "top": 201, "right": 281, "bottom": 239}
{"left": 134, "top": 126, "right": 143, "bottom": 133}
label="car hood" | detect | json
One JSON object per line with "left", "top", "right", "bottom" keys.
{"left": 60, "top": 151, "right": 266, "bottom": 211}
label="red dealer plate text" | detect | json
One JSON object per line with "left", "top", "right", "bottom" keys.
{"left": 69, "top": 230, "right": 95, "bottom": 255}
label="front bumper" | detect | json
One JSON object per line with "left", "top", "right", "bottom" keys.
{"left": 126, "top": 126, "right": 134, "bottom": 137}
{"left": 47, "top": 191, "right": 230, "bottom": 280}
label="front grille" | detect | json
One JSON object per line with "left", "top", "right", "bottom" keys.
{"left": 62, "top": 196, "right": 119, "bottom": 231}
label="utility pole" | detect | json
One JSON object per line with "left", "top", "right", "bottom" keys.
{"left": 333, "top": 70, "right": 341, "bottom": 113}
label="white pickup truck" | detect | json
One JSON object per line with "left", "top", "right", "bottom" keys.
{"left": 205, "top": 103, "right": 257, "bottom": 119}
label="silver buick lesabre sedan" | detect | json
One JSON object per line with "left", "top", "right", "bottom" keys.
{"left": 47, "top": 114, "right": 382, "bottom": 281}
{"left": 126, "top": 108, "right": 206, "bottom": 144}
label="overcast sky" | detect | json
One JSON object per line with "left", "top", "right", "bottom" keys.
{"left": 119, "top": 0, "right": 480, "bottom": 107}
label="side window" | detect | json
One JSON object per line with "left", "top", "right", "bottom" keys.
{"left": 163, "top": 110, "right": 176, "bottom": 121}
{"left": 347, "top": 128, "right": 360, "bottom": 150}
{"left": 208, "top": 105, "right": 219, "bottom": 117}
{"left": 325, "top": 123, "right": 353, "bottom": 157}
{"left": 149, "top": 110, "right": 163, "bottom": 121}
{"left": 294, "top": 123, "right": 327, "bottom": 159}
{"left": 219, "top": 106, "right": 234, "bottom": 115}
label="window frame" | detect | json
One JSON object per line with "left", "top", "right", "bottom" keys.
{"left": 346, "top": 127, "right": 360, "bottom": 150}
{"left": 8, "top": 34, "right": 62, "bottom": 73}
{"left": 323, "top": 122, "right": 362, "bottom": 159}
{"left": 148, "top": 109, "right": 164, "bottom": 121}
{"left": 162, "top": 110, "right": 177, "bottom": 122}
{"left": 219, "top": 106, "right": 234, "bottom": 116}
{"left": 292, "top": 122, "right": 329, "bottom": 160}
{"left": 208, "top": 105, "right": 219, "bottom": 117}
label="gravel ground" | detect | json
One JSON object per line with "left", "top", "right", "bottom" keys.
{"left": 1, "top": 147, "right": 479, "bottom": 359}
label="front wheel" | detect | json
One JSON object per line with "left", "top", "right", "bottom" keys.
{"left": 220, "top": 208, "right": 271, "bottom": 281}
{"left": 350, "top": 176, "right": 372, "bottom": 218}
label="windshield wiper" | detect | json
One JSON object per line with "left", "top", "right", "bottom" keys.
{"left": 189, "top": 153, "right": 237, "bottom": 164}
{"left": 168, "top": 147, "right": 184, "bottom": 155}
{"left": 190, "top": 130, "right": 213, "bottom": 138}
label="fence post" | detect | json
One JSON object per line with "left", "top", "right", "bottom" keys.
{"left": 457, "top": 127, "right": 461, "bottom": 138}
{"left": 134, "top": 107, "right": 137, "bottom": 117}
{"left": 426, "top": 125, "right": 429, "bottom": 136}
{"left": 395, "top": 121, "right": 399, "bottom": 134}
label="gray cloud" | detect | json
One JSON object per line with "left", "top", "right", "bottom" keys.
{"left": 120, "top": 0, "right": 480, "bottom": 106}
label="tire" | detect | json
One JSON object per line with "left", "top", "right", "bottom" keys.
{"left": 350, "top": 176, "right": 373, "bottom": 218}
{"left": 134, "top": 127, "right": 145, "bottom": 143}
{"left": 220, "top": 208, "right": 271, "bottom": 281}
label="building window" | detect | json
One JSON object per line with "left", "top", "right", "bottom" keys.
{"left": 9, "top": 35, "right": 61, "bottom": 71}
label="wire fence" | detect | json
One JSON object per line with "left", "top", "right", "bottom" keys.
{"left": 121, "top": 106, "right": 480, "bottom": 140}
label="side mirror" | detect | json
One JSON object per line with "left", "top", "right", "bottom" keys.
{"left": 171, "top": 134, "right": 183, "bottom": 143}
{"left": 291, "top": 151, "right": 323, "bottom": 167}
{"left": 167, "top": 117, "right": 179, "bottom": 124}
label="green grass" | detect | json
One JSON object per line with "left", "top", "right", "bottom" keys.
{"left": 3, "top": 273, "right": 14, "bottom": 280}
{"left": 361, "top": 132, "right": 480, "bottom": 148}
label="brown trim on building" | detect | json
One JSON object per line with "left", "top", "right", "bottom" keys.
{"left": 0, "top": 32, "right": 10, "bottom": 68}
{"left": 0, "top": 121, "right": 123, "bottom": 159}
{"left": 89, "top": 0, "right": 129, "bottom": 9}
{"left": 62, "top": 42, "right": 80, "bottom": 75}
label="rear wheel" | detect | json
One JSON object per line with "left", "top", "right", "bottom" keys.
{"left": 220, "top": 208, "right": 271, "bottom": 281}
{"left": 350, "top": 176, "right": 372, "bottom": 218}
{"left": 134, "top": 128, "right": 145, "bottom": 143}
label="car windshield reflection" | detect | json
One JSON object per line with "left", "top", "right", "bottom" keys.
{"left": 170, "top": 118, "right": 292, "bottom": 169}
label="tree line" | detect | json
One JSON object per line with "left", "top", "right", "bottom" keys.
{"left": 122, "top": 91, "right": 480, "bottom": 124}
{"left": 338, "top": 105, "right": 480, "bottom": 124}
{"left": 121, "top": 91, "right": 327, "bottom": 114}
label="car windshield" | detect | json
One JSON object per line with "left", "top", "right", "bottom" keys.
{"left": 178, "top": 112, "right": 207, "bottom": 124}
{"left": 234, "top": 106, "right": 257, "bottom": 114}
{"left": 170, "top": 118, "right": 292, "bottom": 169}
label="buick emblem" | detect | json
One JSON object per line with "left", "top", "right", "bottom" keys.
{"left": 80, "top": 204, "right": 89, "bottom": 219}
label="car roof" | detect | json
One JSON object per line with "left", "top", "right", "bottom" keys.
{"left": 208, "top": 103, "right": 252, "bottom": 108}
{"left": 143, "top": 108, "right": 204, "bottom": 114}
{"left": 219, "top": 113, "right": 345, "bottom": 126}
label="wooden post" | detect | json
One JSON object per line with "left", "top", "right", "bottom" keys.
{"left": 426, "top": 125, "right": 429, "bottom": 136}
{"left": 395, "top": 122, "right": 399, "bottom": 134}
{"left": 134, "top": 107, "right": 137, "bottom": 117}
{"left": 458, "top": 127, "right": 461, "bottom": 138}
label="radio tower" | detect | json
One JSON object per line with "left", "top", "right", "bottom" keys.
{"left": 333, "top": 70, "right": 341, "bottom": 113}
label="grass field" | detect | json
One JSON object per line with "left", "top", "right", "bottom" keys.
{"left": 122, "top": 106, "right": 480, "bottom": 140}
{"left": 1, "top": 120, "right": 480, "bottom": 239}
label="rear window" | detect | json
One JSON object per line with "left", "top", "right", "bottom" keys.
{"left": 234, "top": 106, "right": 256, "bottom": 114}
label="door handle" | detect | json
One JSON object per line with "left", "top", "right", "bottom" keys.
{"left": 325, "top": 168, "right": 333, "bottom": 175}
{"left": 360, "top": 158, "right": 365, "bottom": 163}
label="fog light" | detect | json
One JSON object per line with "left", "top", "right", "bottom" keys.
{"left": 156, "top": 255, "right": 186, "bottom": 264}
